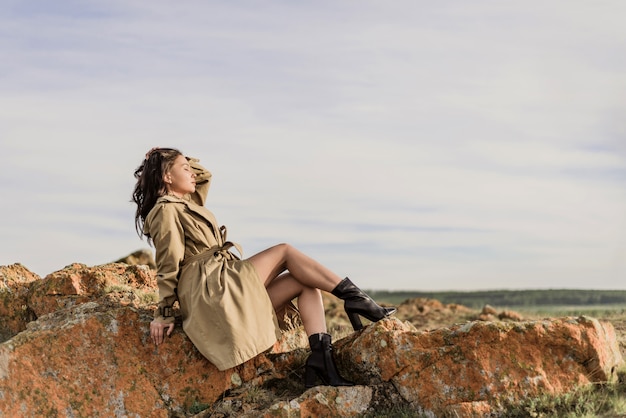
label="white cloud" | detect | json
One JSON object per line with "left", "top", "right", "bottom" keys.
{"left": 1, "top": 1, "right": 624, "bottom": 289}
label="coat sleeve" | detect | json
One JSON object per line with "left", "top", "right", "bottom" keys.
{"left": 147, "top": 202, "right": 185, "bottom": 323}
{"left": 187, "top": 157, "right": 212, "bottom": 207}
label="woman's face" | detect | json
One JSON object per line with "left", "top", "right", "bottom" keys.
{"left": 164, "top": 155, "right": 196, "bottom": 197}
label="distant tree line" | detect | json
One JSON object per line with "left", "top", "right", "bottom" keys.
{"left": 367, "top": 289, "right": 626, "bottom": 309}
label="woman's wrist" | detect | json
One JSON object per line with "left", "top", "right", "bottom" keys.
{"left": 152, "top": 315, "right": 175, "bottom": 324}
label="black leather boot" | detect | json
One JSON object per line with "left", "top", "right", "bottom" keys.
{"left": 331, "top": 277, "right": 397, "bottom": 331}
{"left": 304, "top": 333, "right": 353, "bottom": 388}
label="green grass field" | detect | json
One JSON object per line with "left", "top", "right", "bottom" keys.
{"left": 368, "top": 288, "right": 626, "bottom": 310}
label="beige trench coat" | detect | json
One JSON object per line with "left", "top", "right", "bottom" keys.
{"left": 144, "top": 158, "right": 281, "bottom": 371}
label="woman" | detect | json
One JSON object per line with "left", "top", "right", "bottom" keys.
{"left": 132, "top": 147, "right": 395, "bottom": 387}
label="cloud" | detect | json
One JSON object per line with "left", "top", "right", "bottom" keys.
{"left": 1, "top": 1, "right": 625, "bottom": 289}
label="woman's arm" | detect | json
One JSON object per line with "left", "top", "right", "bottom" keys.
{"left": 187, "top": 157, "right": 212, "bottom": 207}
{"left": 146, "top": 202, "right": 185, "bottom": 324}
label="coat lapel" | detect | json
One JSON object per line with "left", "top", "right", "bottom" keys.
{"left": 158, "top": 195, "right": 221, "bottom": 242}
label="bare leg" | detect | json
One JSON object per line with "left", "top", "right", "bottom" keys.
{"left": 247, "top": 243, "right": 342, "bottom": 291}
{"left": 247, "top": 243, "right": 342, "bottom": 336}
{"left": 265, "top": 272, "right": 327, "bottom": 335}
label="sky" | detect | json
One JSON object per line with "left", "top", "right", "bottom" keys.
{"left": 1, "top": 1, "right": 625, "bottom": 291}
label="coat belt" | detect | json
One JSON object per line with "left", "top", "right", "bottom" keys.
{"left": 180, "top": 226, "right": 243, "bottom": 267}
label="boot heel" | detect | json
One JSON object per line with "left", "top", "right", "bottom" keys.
{"left": 304, "top": 365, "right": 318, "bottom": 388}
{"left": 332, "top": 277, "right": 396, "bottom": 331}
{"left": 347, "top": 311, "right": 364, "bottom": 331}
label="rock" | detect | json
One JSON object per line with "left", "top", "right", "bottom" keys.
{"left": 498, "top": 309, "right": 524, "bottom": 321}
{"left": 396, "top": 297, "right": 474, "bottom": 331}
{"left": 0, "top": 301, "right": 305, "bottom": 417}
{"left": 0, "top": 262, "right": 309, "bottom": 417}
{"left": 479, "top": 304, "right": 524, "bottom": 323}
{"left": 0, "top": 264, "right": 40, "bottom": 342}
{"left": 0, "top": 260, "right": 623, "bottom": 417}
{"left": 482, "top": 304, "right": 498, "bottom": 315}
{"left": 115, "top": 249, "right": 156, "bottom": 269}
{"left": 28, "top": 262, "right": 158, "bottom": 317}
{"left": 259, "top": 386, "right": 373, "bottom": 417}
{"left": 334, "top": 316, "right": 623, "bottom": 416}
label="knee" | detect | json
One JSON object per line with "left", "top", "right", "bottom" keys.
{"left": 276, "top": 242, "right": 295, "bottom": 256}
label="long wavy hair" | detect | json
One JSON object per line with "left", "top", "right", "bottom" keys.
{"left": 132, "top": 147, "right": 183, "bottom": 238}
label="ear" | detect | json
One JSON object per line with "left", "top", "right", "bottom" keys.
{"left": 163, "top": 173, "right": 172, "bottom": 184}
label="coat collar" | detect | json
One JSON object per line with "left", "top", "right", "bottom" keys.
{"left": 155, "top": 195, "right": 219, "bottom": 231}
{"left": 157, "top": 194, "right": 191, "bottom": 204}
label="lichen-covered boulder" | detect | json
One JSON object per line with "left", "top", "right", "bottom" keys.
{"left": 334, "top": 316, "right": 624, "bottom": 416}
{"left": 0, "top": 301, "right": 299, "bottom": 417}
{"left": 0, "top": 263, "right": 40, "bottom": 341}
{"left": 27, "top": 263, "right": 158, "bottom": 317}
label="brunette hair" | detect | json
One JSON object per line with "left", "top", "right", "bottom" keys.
{"left": 132, "top": 147, "right": 183, "bottom": 238}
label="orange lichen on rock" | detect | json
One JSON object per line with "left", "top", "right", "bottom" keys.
{"left": 0, "top": 263, "right": 40, "bottom": 341}
{"left": 335, "top": 316, "right": 623, "bottom": 416}
{"left": 0, "top": 260, "right": 623, "bottom": 417}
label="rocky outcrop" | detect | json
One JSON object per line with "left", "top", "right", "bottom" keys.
{"left": 27, "top": 262, "right": 158, "bottom": 317}
{"left": 115, "top": 249, "right": 157, "bottom": 270}
{"left": 0, "top": 262, "right": 310, "bottom": 417}
{"left": 0, "top": 263, "right": 40, "bottom": 341}
{"left": 0, "top": 261, "right": 623, "bottom": 417}
{"left": 396, "top": 297, "right": 475, "bottom": 330}
{"left": 333, "top": 316, "right": 623, "bottom": 416}
{"left": 479, "top": 303, "right": 524, "bottom": 322}
{"left": 0, "top": 301, "right": 299, "bottom": 417}
{"left": 259, "top": 386, "right": 373, "bottom": 417}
